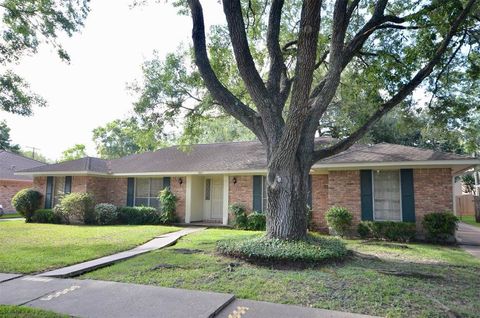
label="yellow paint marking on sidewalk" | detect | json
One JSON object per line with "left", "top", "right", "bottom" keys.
{"left": 41, "top": 285, "right": 81, "bottom": 301}
{"left": 228, "top": 306, "right": 249, "bottom": 318}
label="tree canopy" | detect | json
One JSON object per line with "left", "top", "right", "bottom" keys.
{"left": 0, "top": 0, "right": 89, "bottom": 115}
{"left": 60, "top": 143, "right": 87, "bottom": 162}
{"left": 0, "top": 120, "right": 19, "bottom": 152}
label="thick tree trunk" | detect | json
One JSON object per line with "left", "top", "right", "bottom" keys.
{"left": 266, "top": 155, "right": 311, "bottom": 240}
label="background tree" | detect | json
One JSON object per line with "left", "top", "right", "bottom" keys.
{"left": 20, "top": 149, "right": 49, "bottom": 163}
{"left": 59, "top": 144, "right": 87, "bottom": 162}
{"left": 0, "top": 120, "right": 19, "bottom": 152}
{"left": 137, "top": 0, "right": 479, "bottom": 240}
{"left": 0, "top": 0, "right": 89, "bottom": 115}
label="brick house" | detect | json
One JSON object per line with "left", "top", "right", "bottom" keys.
{"left": 17, "top": 139, "right": 480, "bottom": 231}
{"left": 0, "top": 150, "right": 45, "bottom": 213}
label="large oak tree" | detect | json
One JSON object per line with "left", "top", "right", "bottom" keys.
{"left": 182, "top": 0, "right": 479, "bottom": 240}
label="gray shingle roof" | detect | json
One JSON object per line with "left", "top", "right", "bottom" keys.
{"left": 16, "top": 138, "right": 477, "bottom": 176}
{"left": 0, "top": 150, "right": 45, "bottom": 181}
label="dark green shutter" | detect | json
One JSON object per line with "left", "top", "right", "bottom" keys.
{"left": 45, "top": 176, "right": 54, "bottom": 209}
{"left": 252, "top": 175, "right": 262, "bottom": 212}
{"left": 307, "top": 175, "right": 312, "bottom": 208}
{"left": 127, "top": 178, "right": 135, "bottom": 207}
{"left": 360, "top": 170, "right": 373, "bottom": 221}
{"left": 163, "top": 177, "right": 171, "bottom": 189}
{"left": 401, "top": 169, "right": 415, "bottom": 222}
{"left": 64, "top": 176, "right": 72, "bottom": 194}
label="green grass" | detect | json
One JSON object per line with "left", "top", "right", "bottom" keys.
{"left": 459, "top": 215, "right": 480, "bottom": 228}
{"left": 0, "top": 212, "right": 23, "bottom": 219}
{"left": 0, "top": 305, "right": 68, "bottom": 318}
{"left": 83, "top": 229, "right": 480, "bottom": 318}
{"left": 0, "top": 220, "right": 177, "bottom": 273}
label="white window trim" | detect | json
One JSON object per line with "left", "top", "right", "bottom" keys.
{"left": 372, "top": 170, "right": 403, "bottom": 222}
{"left": 134, "top": 177, "right": 163, "bottom": 208}
{"left": 261, "top": 176, "right": 268, "bottom": 213}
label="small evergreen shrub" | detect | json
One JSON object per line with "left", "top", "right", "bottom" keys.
{"left": 94, "top": 203, "right": 118, "bottom": 225}
{"left": 117, "top": 206, "right": 161, "bottom": 225}
{"left": 325, "top": 206, "right": 353, "bottom": 237}
{"left": 247, "top": 212, "right": 266, "bottom": 230}
{"left": 357, "top": 221, "right": 416, "bottom": 242}
{"left": 217, "top": 235, "right": 347, "bottom": 265}
{"left": 422, "top": 212, "right": 458, "bottom": 243}
{"left": 230, "top": 204, "right": 248, "bottom": 229}
{"left": 11, "top": 188, "right": 42, "bottom": 222}
{"left": 357, "top": 222, "right": 370, "bottom": 239}
{"left": 31, "top": 209, "right": 61, "bottom": 224}
{"left": 159, "top": 187, "right": 178, "bottom": 224}
{"left": 54, "top": 192, "right": 95, "bottom": 224}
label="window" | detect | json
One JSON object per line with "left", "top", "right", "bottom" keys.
{"left": 261, "top": 176, "right": 267, "bottom": 213}
{"left": 134, "top": 178, "right": 163, "bottom": 209}
{"left": 373, "top": 170, "right": 401, "bottom": 221}
{"left": 53, "top": 177, "right": 66, "bottom": 207}
{"left": 205, "top": 179, "right": 211, "bottom": 200}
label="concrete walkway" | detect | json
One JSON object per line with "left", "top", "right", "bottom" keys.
{"left": 457, "top": 222, "right": 480, "bottom": 258}
{"left": 0, "top": 275, "right": 378, "bottom": 318}
{"left": 39, "top": 227, "right": 205, "bottom": 278}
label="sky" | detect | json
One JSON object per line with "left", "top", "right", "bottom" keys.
{"left": 0, "top": 0, "right": 224, "bottom": 161}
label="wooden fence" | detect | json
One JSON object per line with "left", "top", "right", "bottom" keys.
{"left": 456, "top": 195, "right": 479, "bottom": 216}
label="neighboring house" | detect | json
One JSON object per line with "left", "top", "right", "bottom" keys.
{"left": 16, "top": 138, "right": 480, "bottom": 232}
{"left": 0, "top": 150, "right": 45, "bottom": 213}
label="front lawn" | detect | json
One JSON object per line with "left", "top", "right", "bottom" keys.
{"left": 83, "top": 229, "right": 480, "bottom": 318}
{"left": 0, "top": 220, "right": 177, "bottom": 273}
{"left": 0, "top": 212, "right": 22, "bottom": 219}
{"left": 460, "top": 215, "right": 480, "bottom": 228}
{"left": 0, "top": 305, "right": 67, "bottom": 318}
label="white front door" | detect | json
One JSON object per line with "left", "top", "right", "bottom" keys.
{"left": 205, "top": 177, "right": 223, "bottom": 220}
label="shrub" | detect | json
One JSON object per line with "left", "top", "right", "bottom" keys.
{"left": 54, "top": 192, "right": 95, "bottom": 224}
{"left": 158, "top": 187, "right": 178, "bottom": 224}
{"left": 11, "top": 189, "right": 42, "bottom": 222}
{"left": 94, "top": 203, "right": 118, "bottom": 225}
{"left": 31, "top": 209, "right": 61, "bottom": 224}
{"left": 217, "top": 234, "right": 347, "bottom": 265}
{"left": 117, "top": 206, "right": 161, "bottom": 225}
{"left": 230, "top": 204, "right": 248, "bottom": 229}
{"left": 247, "top": 212, "right": 266, "bottom": 230}
{"left": 422, "top": 212, "right": 458, "bottom": 243}
{"left": 357, "top": 222, "right": 370, "bottom": 239}
{"left": 358, "top": 221, "right": 416, "bottom": 242}
{"left": 325, "top": 206, "right": 353, "bottom": 237}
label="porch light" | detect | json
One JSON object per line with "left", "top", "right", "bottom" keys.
{"left": 232, "top": 177, "right": 237, "bottom": 184}
{"left": 178, "top": 177, "right": 183, "bottom": 185}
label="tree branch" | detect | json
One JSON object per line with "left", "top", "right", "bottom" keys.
{"left": 312, "top": 0, "right": 477, "bottom": 163}
{"left": 187, "top": 0, "right": 266, "bottom": 142}
{"left": 266, "top": 0, "right": 287, "bottom": 99}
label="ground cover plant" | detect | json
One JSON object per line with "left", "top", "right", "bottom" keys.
{"left": 83, "top": 228, "right": 480, "bottom": 317}
{"left": 0, "top": 220, "right": 177, "bottom": 273}
{"left": 0, "top": 305, "right": 68, "bottom": 318}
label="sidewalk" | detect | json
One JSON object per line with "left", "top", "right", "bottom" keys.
{"left": 39, "top": 227, "right": 205, "bottom": 278}
{"left": 457, "top": 222, "right": 480, "bottom": 258}
{"left": 0, "top": 275, "right": 379, "bottom": 318}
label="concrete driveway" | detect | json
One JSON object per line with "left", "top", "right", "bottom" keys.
{"left": 457, "top": 222, "right": 480, "bottom": 258}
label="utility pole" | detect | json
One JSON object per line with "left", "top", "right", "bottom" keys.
{"left": 22, "top": 145, "right": 40, "bottom": 160}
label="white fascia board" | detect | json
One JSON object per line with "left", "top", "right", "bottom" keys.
{"left": 312, "top": 160, "right": 480, "bottom": 170}
{"left": 112, "top": 170, "right": 268, "bottom": 177}
{"left": 14, "top": 171, "right": 110, "bottom": 177}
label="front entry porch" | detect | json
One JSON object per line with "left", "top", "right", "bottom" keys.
{"left": 185, "top": 175, "right": 229, "bottom": 225}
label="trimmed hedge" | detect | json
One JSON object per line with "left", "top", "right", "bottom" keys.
{"left": 117, "top": 206, "right": 161, "bottom": 225}
{"left": 357, "top": 221, "right": 416, "bottom": 242}
{"left": 422, "top": 212, "right": 458, "bottom": 243}
{"left": 95, "top": 203, "right": 118, "bottom": 225}
{"left": 247, "top": 212, "right": 266, "bottom": 231}
{"left": 54, "top": 193, "right": 95, "bottom": 224}
{"left": 159, "top": 187, "right": 178, "bottom": 224}
{"left": 31, "top": 209, "right": 61, "bottom": 224}
{"left": 326, "top": 206, "right": 353, "bottom": 237}
{"left": 11, "top": 188, "right": 42, "bottom": 222}
{"left": 217, "top": 235, "right": 347, "bottom": 265}
{"left": 230, "top": 204, "right": 248, "bottom": 229}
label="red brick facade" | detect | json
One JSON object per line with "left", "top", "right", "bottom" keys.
{"left": 31, "top": 168, "right": 453, "bottom": 231}
{"left": 0, "top": 180, "right": 33, "bottom": 212}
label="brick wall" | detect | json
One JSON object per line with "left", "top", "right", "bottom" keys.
{"left": 0, "top": 180, "right": 33, "bottom": 212}
{"left": 310, "top": 174, "right": 329, "bottom": 231}
{"left": 228, "top": 175, "right": 253, "bottom": 211}
{"left": 327, "top": 170, "right": 362, "bottom": 225}
{"left": 171, "top": 176, "right": 186, "bottom": 222}
{"left": 33, "top": 176, "right": 46, "bottom": 208}
{"left": 414, "top": 168, "right": 453, "bottom": 231}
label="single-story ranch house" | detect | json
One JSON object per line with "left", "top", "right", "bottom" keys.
{"left": 16, "top": 138, "right": 480, "bottom": 231}
{"left": 0, "top": 150, "right": 45, "bottom": 213}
